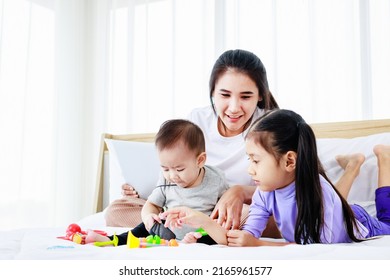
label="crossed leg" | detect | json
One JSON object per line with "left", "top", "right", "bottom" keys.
{"left": 373, "top": 144, "right": 390, "bottom": 188}
{"left": 335, "top": 153, "right": 366, "bottom": 199}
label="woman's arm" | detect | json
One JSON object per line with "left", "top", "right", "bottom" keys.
{"left": 210, "top": 185, "right": 256, "bottom": 230}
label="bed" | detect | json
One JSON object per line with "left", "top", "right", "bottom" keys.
{"left": 1, "top": 118, "right": 390, "bottom": 262}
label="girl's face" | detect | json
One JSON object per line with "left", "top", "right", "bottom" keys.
{"left": 213, "top": 70, "right": 261, "bottom": 137}
{"left": 245, "top": 138, "right": 295, "bottom": 192}
{"left": 158, "top": 141, "right": 206, "bottom": 188}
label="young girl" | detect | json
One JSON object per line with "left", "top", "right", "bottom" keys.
{"left": 161, "top": 109, "right": 390, "bottom": 246}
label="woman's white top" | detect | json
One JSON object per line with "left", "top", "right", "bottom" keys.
{"left": 187, "top": 106, "right": 264, "bottom": 187}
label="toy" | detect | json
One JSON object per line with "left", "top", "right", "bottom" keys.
{"left": 196, "top": 227, "right": 208, "bottom": 236}
{"left": 57, "top": 223, "right": 107, "bottom": 245}
{"left": 127, "top": 231, "right": 179, "bottom": 248}
{"left": 93, "top": 234, "right": 119, "bottom": 247}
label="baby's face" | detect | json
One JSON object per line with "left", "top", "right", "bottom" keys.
{"left": 158, "top": 142, "right": 202, "bottom": 188}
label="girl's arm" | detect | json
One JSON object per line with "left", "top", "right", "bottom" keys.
{"left": 161, "top": 206, "right": 228, "bottom": 245}
{"left": 227, "top": 230, "right": 290, "bottom": 247}
{"left": 200, "top": 216, "right": 228, "bottom": 245}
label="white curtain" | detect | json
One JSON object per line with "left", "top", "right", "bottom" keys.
{"left": 0, "top": 0, "right": 104, "bottom": 230}
{"left": 1, "top": 0, "right": 389, "bottom": 230}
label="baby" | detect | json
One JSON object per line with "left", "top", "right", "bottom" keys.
{"left": 87, "top": 119, "right": 229, "bottom": 245}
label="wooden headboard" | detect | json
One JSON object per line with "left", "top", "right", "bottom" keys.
{"left": 93, "top": 118, "right": 390, "bottom": 213}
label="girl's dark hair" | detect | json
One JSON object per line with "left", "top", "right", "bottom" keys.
{"left": 155, "top": 119, "right": 205, "bottom": 156}
{"left": 246, "top": 109, "right": 361, "bottom": 244}
{"left": 209, "top": 49, "right": 279, "bottom": 112}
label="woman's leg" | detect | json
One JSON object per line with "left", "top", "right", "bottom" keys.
{"left": 334, "top": 153, "right": 365, "bottom": 199}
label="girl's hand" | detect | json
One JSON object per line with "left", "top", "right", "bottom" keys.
{"left": 227, "top": 230, "right": 262, "bottom": 247}
{"left": 160, "top": 207, "right": 209, "bottom": 230}
{"left": 121, "top": 183, "right": 139, "bottom": 198}
{"left": 162, "top": 207, "right": 229, "bottom": 246}
{"left": 227, "top": 230, "right": 289, "bottom": 247}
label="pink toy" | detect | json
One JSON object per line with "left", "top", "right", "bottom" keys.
{"left": 58, "top": 223, "right": 107, "bottom": 245}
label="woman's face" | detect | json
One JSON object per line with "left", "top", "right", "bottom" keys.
{"left": 213, "top": 70, "right": 261, "bottom": 137}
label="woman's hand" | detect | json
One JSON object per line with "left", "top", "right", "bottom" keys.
{"left": 121, "top": 183, "right": 139, "bottom": 198}
{"left": 210, "top": 185, "right": 253, "bottom": 230}
{"left": 160, "top": 206, "right": 209, "bottom": 230}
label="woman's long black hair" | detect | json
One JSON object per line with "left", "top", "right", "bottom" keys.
{"left": 246, "top": 109, "right": 362, "bottom": 244}
{"left": 209, "top": 49, "right": 279, "bottom": 112}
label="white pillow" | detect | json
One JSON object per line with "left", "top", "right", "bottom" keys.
{"left": 104, "top": 133, "right": 389, "bottom": 211}
{"left": 317, "top": 132, "right": 390, "bottom": 204}
{"left": 105, "top": 139, "right": 161, "bottom": 202}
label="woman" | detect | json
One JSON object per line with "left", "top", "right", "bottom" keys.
{"left": 113, "top": 49, "right": 360, "bottom": 236}
{"left": 185, "top": 49, "right": 278, "bottom": 230}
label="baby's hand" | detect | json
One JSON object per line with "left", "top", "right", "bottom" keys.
{"left": 182, "top": 232, "right": 203, "bottom": 244}
{"left": 144, "top": 213, "right": 161, "bottom": 231}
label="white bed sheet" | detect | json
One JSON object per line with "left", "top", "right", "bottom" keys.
{"left": 1, "top": 212, "right": 390, "bottom": 260}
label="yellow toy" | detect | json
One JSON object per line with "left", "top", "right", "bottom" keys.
{"left": 93, "top": 234, "right": 119, "bottom": 247}
{"left": 127, "top": 231, "right": 179, "bottom": 248}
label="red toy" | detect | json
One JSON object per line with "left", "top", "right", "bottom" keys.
{"left": 57, "top": 223, "right": 107, "bottom": 245}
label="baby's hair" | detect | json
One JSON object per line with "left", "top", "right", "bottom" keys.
{"left": 246, "top": 109, "right": 361, "bottom": 244}
{"left": 155, "top": 119, "right": 205, "bottom": 156}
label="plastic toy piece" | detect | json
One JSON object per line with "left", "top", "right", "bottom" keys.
{"left": 71, "top": 232, "right": 84, "bottom": 244}
{"left": 127, "top": 231, "right": 179, "bottom": 248}
{"left": 196, "top": 228, "right": 208, "bottom": 236}
{"left": 94, "top": 234, "right": 119, "bottom": 247}
{"left": 57, "top": 223, "right": 107, "bottom": 245}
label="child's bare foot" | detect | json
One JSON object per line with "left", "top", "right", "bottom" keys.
{"left": 85, "top": 230, "right": 110, "bottom": 244}
{"left": 373, "top": 144, "right": 390, "bottom": 161}
{"left": 336, "top": 153, "right": 365, "bottom": 176}
{"left": 334, "top": 153, "right": 365, "bottom": 199}
{"left": 373, "top": 145, "right": 390, "bottom": 188}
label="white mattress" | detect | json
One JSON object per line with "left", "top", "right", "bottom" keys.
{"left": 1, "top": 212, "right": 390, "bottom": 260}
{"left": 1, "top": 212, "right": 389, "bottom": 280}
